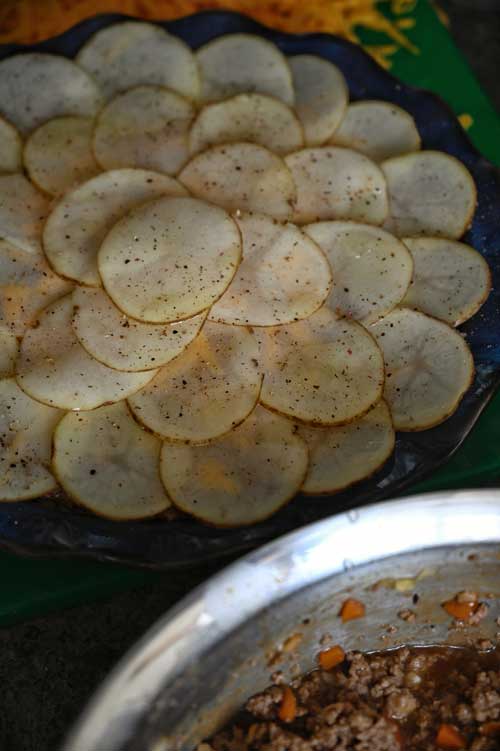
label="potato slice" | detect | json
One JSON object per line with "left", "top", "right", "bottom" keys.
{"left": 76, "top": 21, "right": 200, "bottom": 102}
{"left": 180, "top": 143, "right": 296, "bottom": 220}
{"left": 285, "top": 147, "right": 388, "bottom": 225}
{"left": 93, "top": 86, "right": 195, "bottom": 175}
{"left": 196, "top": 33, "right": 294, "bottom": 106}
{"left": 0, "top": 53, "right": 102, "bottom": 135}
{"left": 52, "top": 401, "right": 171, "bottom": 520}
{"left": 72, "top": 287, "right": 207, "bottom": 372}
{"left": 17, "top": 296, "right": 156, "bottom": 410}
{"left": 0, "top": 327, "right": 18, "bottom": 377}
{"left": 288, "top": 55, "right": 348, "bottom": 146}
{"left": 160, "top": 405, "right": 307, "bottom": 526}
{"left": 189, "top": 93, "right": 303, "bottom": 156}
{"left": 24, "top": 116, "right": 100, "bottom": 196}
{"left": 128, "top": 321, "right": 262, "bottom": 443}
{"left": 43, "top": 169, "right": 187, "bottom": 287}
{"left": 209, "top": 212, "right": 332, "bottom": 326}
{"left": 304, "top": 221, "right": 413, "bottom": 324}
{"left": 382, "top": 151, "right": 476, "bottom": 239}
{"left": 256, "top": 307, "right": 384, "bottom": 426}
{"left": 300, "top": 400, "right": 395, "bottom": 495}
{"left": 0, "top": 116, "right": 22, "bottom": 173}
{"left": 0, "top": 174, "right": 48, "bottom": 255}
{"left": 0, "top": 378, "right": 62, "bottom": 501}
{"left": 370, "top": 307, "right": 474, "bottom": 430}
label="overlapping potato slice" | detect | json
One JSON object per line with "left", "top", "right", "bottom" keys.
{"left": 52, "top": 401, "right": 171, "bottom": 520}
{"left": 370, "top": 307, "right": 474, "bottom": 431}
{"left": 160, "top": 404, "right": 307, "bottom": 526}
{"left": 0, "top": 327, "right": 18, "bottom": 377}
{"left": 304, "top": 221, "right": 413, "bottom": 324}
{"left": 0, "top": 174, "right": 48, "bottom": 255}
{"left": 0, "top": 378, "right": 62, "bottom": 501}
{"left": 300, "top": 400, "right": 395, "bottom": 495}
{"left": 209, "top": 212, "right": 332, "bottom": 326}
{"left": 196, "top": 34, "right": 294, "bottom": 106}
{"left": 0, "top": 116, "right": 22, "bottom": 173}
{"left": 128, "top": 321, "right": 262, "bottom": 443}
{"left": 382, "top": 151, "right": 477, "bottom": 238}
{"left": 256, "top": 307, "right": 384, "bottom": 425}
{"left": 43, "top": 169, "right": 187, "bottom": 286}
{"left": 288, "top": 55, "right": 348, "bottom": 146}
{"left": 285, "top": 147, "right": 388, "bottom": 225}
{"left": 76, "top": 22, "right": 200, "bottom": 102}
{"left": 17, "top": 296, "right": 156, "bottom": 411}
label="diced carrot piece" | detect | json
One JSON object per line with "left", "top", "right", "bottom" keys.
{"left": 481, "top": 721, "right": 500, "bottom": 737}
{"left": 442, "top": 598, "right": 476, "bottom": 621}
{"left": 278, "top": 686, "right": 297, "bottom": 723}
{"left": 318, "top": 644, "right": 345, "bottom": 670}
{"left": 436, "top": 723, "right": 466, "bottom": 749}
{"left": 339, "top": 597, "right": 366, "bottom": 622}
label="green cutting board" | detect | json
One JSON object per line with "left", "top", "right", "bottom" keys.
{"left": 0, "top": 0, "right": 499, "bottom": 627}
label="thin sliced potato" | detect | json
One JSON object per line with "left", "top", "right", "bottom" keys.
{"left": 370, "top": 307, "right": 474, "bottom": 431}
{"left": 17, "top": 296, "right": 156, "bottom": 411}
{"left": 52, "top": 401, "right": 171, "bottom": 520}
{"left": 0, "top": 174, "right": 48, "bottom": 255}
{"left": 382, "top": 151, "right": 477, "bottom": 238}
{"left": 285, "top": 147, "right": 388, "bottom": 225}
{"left": 334, "top": 101, "right": 421, "bottom": 162}
{"left": 300, "top": 400, "right": 395, "bottom": 495}
{"left": 289, "top": 55, "right": 348, "bottom": 146}
{"left": 43, "top": 169, "right": 187, "bottom": 287}
{"left": 189, "top": 93, "right": 303, "bottom": 156}
{"left": 256, "top": 307, "right": 384, "bottom": 426}
{"left": 160, "top": 405, "right": 307, "bottom": 526}
{"left": 93, "top": 85, "right": 195, "bottom": 175}
{"left": 98, "top": 196, "right": 241, "bottom": 323}
{"left": 0, "top": 327, "right": 18, "bottom": 377}
{"left": 0, "top": 116, "right": 22, "bottom": 173}
{"left": 0, "top": 378, "right": 62, "bottom": 501}
{"left": 76, "top": 22, "right": 200, "bottom": 102}
{"left": 128, "top": 321, "right": 262, "bottom": 443}
{"left": 24, "top": 116, "right": 100, "bottom": 196}
{"left": 196, "top": 34, "right": 294, "bottom": 106}
{"left": 304, "top": 221, "right": 413, "bottom": 324}
{"left": 180, "top": 143, "right": 296, "bottom": 220}
{"left": 209, "top": 212, "right": 332, "bottom": 326}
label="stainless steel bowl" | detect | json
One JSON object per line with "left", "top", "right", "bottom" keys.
{"left": 63, "top": 490, "right": 500, "bottom": 751}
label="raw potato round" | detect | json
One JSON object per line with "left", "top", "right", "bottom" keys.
{"left": 17, "top": 295, "right": 156, "bottom": 411}
{"left": 196, "top": 33, "right": 294, "bottom": 106}
{"left": 0, "top": 327, "right": 18, "bottom": 377}
{"left": 43, "top": 169, "right": 187, "bottom": 287}
{"left": 334, "top": 101, "right": 421, "bottom": 162}
{"left": 256, "top": 307, "right": 385, "bottom": 426}
{"left": 285, "top": 147, "right": 388, "bottom": 225}
{"left": 300, "top": 400, "right": 395, "bottom": 495}
{"left": 24, "top": 116, "right": 100, "bottom": 196}
{"left": 0, "top": 53, "right": 102, "bottom": 135}
{"left": 93, "top": 86, "right": 195, "bottom": 175}
{"left": 76, "top": 22, "right": 200, "bottom": 102}
{"left": 72, "top": 286, "right": 207, "bottom": 372}
{"left": 402, "top": 237, "right": 491, "bottom": 326}
{"left": 289, "top": 55, "right": 348, "bottom": 146}
{"left": 180, "top": 143, "right": 296, "bottom": 220}
{"left": 0, "top": 116, "right": 22, "bottom": 173}
{"left": 189, "top": 93, "right": 303, "bottom": 156}
{"left": 98, "top": 196, "right": 241, "bottom": 323}
{"left": 52, "top": 402, "right": 171, "bottom": 520}
{"left": 128, "top": 321, "right": 262, "bottom": 443}
{"left": 370, "top": 307, "right": 474, "bottom": 431}
{"left": 0, "top": 378, "right": 62, "bottom": 501}
{"left": 209, "top": 212, "right": 332, "bottom": 326}
{"left": 160, "top": 405, "right": 308, "bottom": 526}
{"left": 382, "top": 151, "right": 477, "bottom": 239}
{"left": 304, "top": 221, "right": 413, "bottom": 324}
{"left": 0, "top": 174, "right": 48, "bottom": 255}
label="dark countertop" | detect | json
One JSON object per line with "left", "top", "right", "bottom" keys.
{"left": 0, "top": 4, "right": 499, "bottom": 751}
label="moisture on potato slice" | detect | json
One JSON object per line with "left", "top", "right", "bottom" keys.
{"left": 17, "top": 295, "right": 156, "bottom": 411}
{"left": 304, "top": 221, "right": 413, "bottom": 324}
{"left": 128, "top": 321, "right": 262, "bottom": 443}
{"left": 256, "top": 306, "right": 384, "bottom": 426}
{"left": 0, "top": 174, "right": 48, "bottom": 255}
{"left": 43, "top": 169, "right": 187, "bottom": 287}
{"left": 0, "top": 327, "right": 18, "bottom": 377}
{"left": 209, "top": 212, "right": 332, "bottom": 326}
{"left": 382, "top": 151, "right": 477, "bottom": 239}
{"left": 0, "top": 116, "right": 22, "bottom": 173}
{"left": 180, "top": 143, "right": 296, "bottom": 220}
{"left": 160, "top": 405, "right": 307, "bottom": 526}
{"left": 285, "top": 147, "right": 388, "bottom": 225}
{"left": 52, "top": 401, "right": 171, "bottom": 520}
{"left": 370, "top": 307, "right": 474, "bottom": 431}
